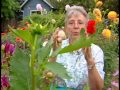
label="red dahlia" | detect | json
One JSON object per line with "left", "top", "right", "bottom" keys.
{"left": 87, "top": 20, "right": 96, "bottom": 34}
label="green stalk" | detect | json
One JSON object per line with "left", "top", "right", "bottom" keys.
{"left": 31, "top": 35, "right": 38, "bottom": 90}
{"left": 31, "top": 47, "right": 35, "bottom": 90}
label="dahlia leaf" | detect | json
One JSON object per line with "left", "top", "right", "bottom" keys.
{"left": 37, "top": 39, "right": 53, "bottom": 64}
{"left": 9, "top": 25, "right": 33, "bottom": 46}
{"left": 46, "top": 62, "right": 71, "bottom": 79}
{"left": 58, "top": 37, "right": 93, "bottom": 54}
{"left": 10, "top": 47, "right": 32, "bottom": 90}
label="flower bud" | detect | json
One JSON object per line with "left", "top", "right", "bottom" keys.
{"left": 21, "top": 27, "right": 26, "bottom": 30}
{"left": 46, "top": 72, "right": 54, "bottom": 78}
{"left": 113, "top": 18, "right": 119, "bottom": 24}
{"left": 1, "top": 33, "right": 6, "bottom": 36}
{"left": 16, "top": 37, "right": 24, "bottom": 43}
{"left": 57, "top": 0, "right": 61, "bottom": 2}
{"left": 51, "top": 19, "right": 56, "bottom": 24}
{"left": 1, "top": 44, "right": 5, "bottom": 51}
{"left": 39, "top": 24, "right": 43, "bottom": 29}
{"left": 93, "top": 8, "right": 102, "bottom": 18}
{"left": 109, "top": 24, "right": 113, "bottom": 28}
{"left": 96, "top": 1, "right": 103, "bottom": 7}
{"left": 9, "top": 44, "right": 15, "bottom": 55}
{"left": 57, "top": 30, "right": 66, "bottom": 43}
{"left": 25, "top": 22, "right": 29, "bottom": 25}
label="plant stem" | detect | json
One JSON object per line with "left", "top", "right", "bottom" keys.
{"left": 31, "top": 46, "right": 36, "bottom": 90}
{"left": 31, "top": 35, "right": 38, "bottom": 90}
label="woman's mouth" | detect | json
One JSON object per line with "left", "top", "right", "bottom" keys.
{"left": 72, "top": 32, "right": 80, "bottom": 36}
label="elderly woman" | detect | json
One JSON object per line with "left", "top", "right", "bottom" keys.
{"left": 50, "top": 5, "right": 105, "bottom": 90}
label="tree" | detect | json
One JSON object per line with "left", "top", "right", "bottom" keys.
{"left": 103, "top": 0, "right": 119, "bottom": 13}
{"left": 50, "top": 0, "right": 95, "bottom": 12}
{"left": 1, "top": 0, "right": 20, "bottom": 20}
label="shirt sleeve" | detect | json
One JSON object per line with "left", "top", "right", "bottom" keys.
{"left": 92, "top": 44, "right": 105, "bottom": 80}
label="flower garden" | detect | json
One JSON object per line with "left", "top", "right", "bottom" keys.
{"left": 1, "top": 0, "right": 119, "bottom": 90}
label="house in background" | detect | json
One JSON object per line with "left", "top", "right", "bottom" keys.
{"left": 1, "top": 0, "right": 57, "bottom": 32}
{"left": 19, "top": 0, "right": 56, "bottom": 18}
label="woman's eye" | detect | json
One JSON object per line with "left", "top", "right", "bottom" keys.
{"left": 69, "top": 22, "right": 74, "bottom": 24}
{"left": 78, "top": 22, "right": 83, "bottom": 24}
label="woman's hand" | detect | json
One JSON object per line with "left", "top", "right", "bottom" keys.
{"left": 82, "top": 31, "right": 94, "bottom": 64}
{"left": 82, "top": 47, "right": 93, "bottom": 62}
{"left": 49, "top": 28, "right": 66, "bottom": 62}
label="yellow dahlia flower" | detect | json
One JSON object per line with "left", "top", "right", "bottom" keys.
{"left": 108, "top": 11, "right": 117, "bottom": 20}
{"left": 93, "top": 8, "right": 102, "bottom": 18}
{"left": 96, "top": 1, "right": 103, "bottom": 7}
{"left": 95, "top": 17, "right": 102, "bottom": 23}
{"left": 113, "top": 18, "right": 119, "bottom": 24}
{"left": 102, "top": 29, "right": 112, "bottom": 38}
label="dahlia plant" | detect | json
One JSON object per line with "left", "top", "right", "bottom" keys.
{"left": 8, "top": 18, "right": 68, "bottom": 90}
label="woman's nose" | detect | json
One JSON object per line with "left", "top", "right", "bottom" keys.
{"left": 74, "top": 23, "right": 79, "bottom": 29}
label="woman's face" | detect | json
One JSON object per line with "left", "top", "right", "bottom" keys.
{"left": 65, "top": 12, "right": 87, "bottom": 40}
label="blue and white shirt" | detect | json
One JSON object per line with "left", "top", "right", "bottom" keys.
{"left": 56, "top": 39, "right": 105, "bottom": 89}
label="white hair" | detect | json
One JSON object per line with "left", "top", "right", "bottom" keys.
{"left": 65, "top": 5, "right": 89, "bottom": 24}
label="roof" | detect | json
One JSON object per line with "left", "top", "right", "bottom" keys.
{"left": 20, "top": 0, "right": 54, "bottom": 8}
{"left": 43, "top": 0, "right": 54, "bottom": 8}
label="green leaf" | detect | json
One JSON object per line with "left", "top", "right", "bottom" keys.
{"left": 59, "top": 37, "right": 93, "bottom": 54}
{"left": 80, "top": 28, "right": 85, "bottom": 36}
{"left": 37, "top": 39, "right": 53, "bottom": 64}
{"left": 29, "top": 17, "right": 34, "bottom": 23}
{"left": 10, "top": 47, "right": 32, "bottom": 90}
{"left": 50, "top": 37, "right": 93, "bottom": 58}
{"left": 9, "top": 25, "right": 33, "bottom": 45}
{"left": 45, "top": 62, "right": 71, "bottom": 79}
{"left": 37, "top": 46, "right": 51, "bottom": 64}
{"left": 50, "top": 47, "right": 62, "bottom": 58}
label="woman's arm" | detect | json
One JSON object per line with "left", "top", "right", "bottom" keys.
{"left": 87, "top": 58, "right": 104, "bottom": 90}
{"left": 83, "top": 47, "right": 104, "bottom": 90}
